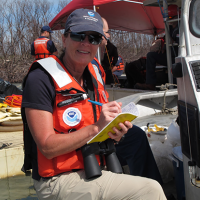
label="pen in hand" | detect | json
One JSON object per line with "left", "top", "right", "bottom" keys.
{"left": 88, "top": 100, "right": 103, "bottom": 106}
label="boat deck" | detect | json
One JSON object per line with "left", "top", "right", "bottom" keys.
{"left": 0, "top": 131, "right": 24, "bottom": 179}
{"left": 0, "top": 131, "right": 23, "bottom": 148}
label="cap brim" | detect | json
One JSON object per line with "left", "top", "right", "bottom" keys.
{"left": 70, "top": 24, "right": 105, "bottom": 38}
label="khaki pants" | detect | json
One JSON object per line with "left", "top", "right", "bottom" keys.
{"left": 34, "top": 170, "right": 166, "bottom": 200}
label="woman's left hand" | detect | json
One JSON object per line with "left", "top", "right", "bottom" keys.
{"left": 108, "top": 120, "right": 133, "bottom": 142}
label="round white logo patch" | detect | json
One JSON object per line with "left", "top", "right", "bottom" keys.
{"left": 63, "top": 107, "right": 82, "bottom": 126}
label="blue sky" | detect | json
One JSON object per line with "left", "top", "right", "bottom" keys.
{"left": 48, "top": 0, "right": 68, "bottom": 22}
{"left": 49, "top": 0, "right": 72, "bottom": 21}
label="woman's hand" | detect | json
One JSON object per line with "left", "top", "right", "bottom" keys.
{"left": 95, "top": 101, "right": 121, "bottom": 131}
{"left": 95, "top": 101, "right": 133, "bottom": 141}
{"left": 108, "top": 121, "right": 132, "bottom": 141}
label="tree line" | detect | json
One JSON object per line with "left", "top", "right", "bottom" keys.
{"left": 0, "top": 0, "right": 154, "bottom": 83}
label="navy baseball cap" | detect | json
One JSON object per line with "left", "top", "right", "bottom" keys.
{"left": 41, "top": 26, "right": 53, "bottom": 33}
{"left": 65, "top": 8, "right": 105, "bottom": 37}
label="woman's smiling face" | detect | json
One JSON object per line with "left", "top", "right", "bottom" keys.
{"left": 62, "top": 31, "right": 100, "bottom": 70}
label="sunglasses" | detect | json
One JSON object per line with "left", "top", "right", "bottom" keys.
{"left": 67, "top": 32, "right": 103, "bottom": 45}
{"left": 104, "top": 30, "right": 110, "bottom": 34}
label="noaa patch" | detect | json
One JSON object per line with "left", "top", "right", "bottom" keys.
{"left": 88, "top": 11, "right": 95, "bottom": 17}
{"left": 63, "top": 107, "right": 82, "bottom": 126}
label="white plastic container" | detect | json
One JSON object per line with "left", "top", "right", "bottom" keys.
{"left": 141, "top": 125, "right": 167, "bottom": 143}
{"left": 167, "top": 119, "right": 181, "bottom": 147}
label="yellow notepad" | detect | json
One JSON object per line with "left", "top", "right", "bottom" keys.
{"left": 87, "top": 102, "right": 139, "bottom": 144}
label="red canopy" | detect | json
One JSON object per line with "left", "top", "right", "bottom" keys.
{"left": 49, "top": 0, "right": 165, "bottom": 35}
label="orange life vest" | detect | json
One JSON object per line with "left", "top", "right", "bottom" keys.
{"left": 28, "top": 56, "right": 108, "bottom": 177}
{"left": 34, "top": 38, "right": 51, "bottom": 60}
{"left": 115, "top": 55, "right": 124, "bottom": 71}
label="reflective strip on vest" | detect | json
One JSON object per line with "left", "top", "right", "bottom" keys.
{"left": 37, "top": 57, "right": 72, "bottom": 88}
{"left": 92, "top": 64, "right": 104, "bottom": 86}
